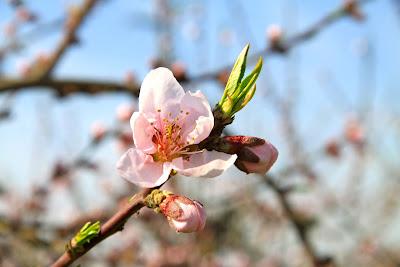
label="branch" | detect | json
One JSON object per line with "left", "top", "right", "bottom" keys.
{"left": 0, "top": 77, "right": 139, "bottom": 97}
{"left": 50, "top": 187, "right": 153, "bottom": 267}
{"left": 264, "top": 175, "right": 335, "bottom": 267}
{"left": 0, "top": 0, "right": 372, "bottom": 96}
{"left": 40, "top": 0, "right": 99, "bottom": 78}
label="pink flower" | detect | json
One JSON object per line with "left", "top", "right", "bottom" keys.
{"left": 160, "top": 195, "right": 206, "bottom": 233}
{"left": 117, "top": 67, "right": 236, "bottom": 188}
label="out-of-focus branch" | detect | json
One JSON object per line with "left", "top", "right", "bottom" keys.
{"left": 263, "top": 175, "right": 335, "bottom": 267}
{"left": 41, "top": 0, "right": 98, "bottom": 78}
{"left": 51, "top": 187, "right": 153, "bottom": 267}
{"left": 0, "top": 0, "right": 372, "bottom": 96}
{"left": 0, "top": 77, "right": 139, "bottom": 97}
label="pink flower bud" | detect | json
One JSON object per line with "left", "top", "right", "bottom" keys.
{"left": 160, "top": 195, "right": 206, "bottom": 233}
{"left": 222, "top": 136, "right": 278, "bottom": 174}
{"left": 239, "top": 141, "right": 278, "bottom": 174}
{"left": 116, "top": 103, "right": 134, "bottom": 122}
{"left": 90, "top": 121, "right": 107, "bottom": 141}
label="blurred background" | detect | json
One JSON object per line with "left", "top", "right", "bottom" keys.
{"left": 1, "top": 0, "right": 400, "bottom": 266}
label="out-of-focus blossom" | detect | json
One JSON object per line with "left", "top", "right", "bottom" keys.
{"left": 16, "top": 6, "right": 37, "bottom": 22}
{"left": 116, "top": 103, "right": 134, "bottom": 122}
{"left": 325, "top": 138, "right": 341, "bottom": 158}
{"left": 3, "top": 22, "right": 16, "bottom": 37}
{"left": 124, "top": 70, "right": 136, "bottom": 85}
{"left": 343, "top": 0, "right": 365, "bottom": 21}
{"left": 171, "top": 61, "right": 187, "bottom": 81}
{"left": 16, "top": 59, "right": 32, "bottom": 77}
{"left": 117, "top": 68, "right": 236, "bottom": 188}
{"left": 182, "top": 20, "right": 200, "bottom": 41}
{"left": 222, "top": 136, "right": 278, "bottom": 174}
{"left": 160, "top": 194, "right": 206, "bottom": 233}
{"left": 344, "top": 117, "right": 365, "bottom": 147}
{"left": 266, "top": 24, "right": 283, "bottom": 47}
{"left": 90, "top": 121, "right": 107, "bottom": 141}
{"left": 219, "top": 29, "right": 236, "bottom": 46}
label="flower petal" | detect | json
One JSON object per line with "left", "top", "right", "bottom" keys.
{"left": 130, "top": 112, "right": 156, "bottom": 154}
{"left": 179, "top": 91, "right": 214, "bottom": 144}
{"left": 139, "top": 67, "right": 185, "bottom": 118}
{"left": 116, "top": 148, "right": 171, "bottom": 188}
{"left": 172, "top": 150, "right": 237, "bottom": 178}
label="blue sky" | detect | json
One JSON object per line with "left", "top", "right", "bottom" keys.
{"left": 0, "top": 0, "right": 399, "bottom": 192}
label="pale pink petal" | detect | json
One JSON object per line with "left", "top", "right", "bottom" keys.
{"left": 116, "top": 148, "right": 172, "bottom": 188}
{"left": 179, "top": 91, "right": 214, "bottom": 145}
{"left": 130, "top": 112, "right": 156, "bottom": 154}
{"left": 139, "top": 67, "right": 185, "bottom": 118}
{"left": 172, "top": 151, "right": 237, "bottom": 178}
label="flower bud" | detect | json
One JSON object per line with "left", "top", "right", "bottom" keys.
{"left": 222, "top": 136, "right": 278, "bottom": 174}
{"left": 159, "top": 195, "right": 206, "bottom": 233}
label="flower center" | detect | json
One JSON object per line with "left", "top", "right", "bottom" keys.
{"left": 151, "top": 109, "right": 193, "bottom": 162}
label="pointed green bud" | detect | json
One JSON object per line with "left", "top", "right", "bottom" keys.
{"left": 217, "top": 44, "right": 263, "bottom": 119}
{"left": 74, "top": 221, "right": 100, "bottom": 245}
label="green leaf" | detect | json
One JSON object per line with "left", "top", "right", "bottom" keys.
{"left": 231, "top": 57, "right": 263, "bottom": 113}
{"left": 219, "top": 44, "right": 250, "bottom": 107}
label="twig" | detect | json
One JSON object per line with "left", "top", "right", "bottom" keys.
{"left": 40, "top": 0, "right": 99, "bottom": 78}
{"left": 0, "top": 77, "right": 139, "bottom": 97}
{"left": 50, "top": 187, "right": 153, "bottom": 267}
{"left": 0, "top": 0, "right": 373, "bottom": 96}
{"left": 263, "top": 175, "right": 335, "bottom": 267}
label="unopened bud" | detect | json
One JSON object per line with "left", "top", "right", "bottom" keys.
{"left": 222, "top": 136, "right": 278, "bottom": 174}
{"left": 160, "top": 195, "right": 206, "bottom": 233}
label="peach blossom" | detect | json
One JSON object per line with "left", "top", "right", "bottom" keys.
{"left": 117, "top": 68, "right": 236, "bottom": 188}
